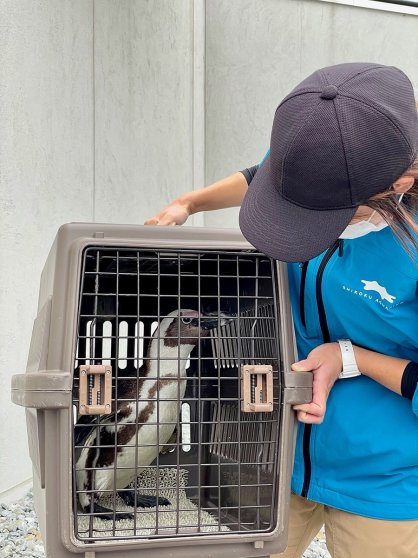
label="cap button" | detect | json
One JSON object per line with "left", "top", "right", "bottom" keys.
{"left": 320, "top": 85, "right": 338, "bottom": 100}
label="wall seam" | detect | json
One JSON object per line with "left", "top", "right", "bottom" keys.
{"left": 191, "top": 0, "right": 205, "bottom": 227}
{"left": 92, "top": 0, "right": 96, "bottom": 221}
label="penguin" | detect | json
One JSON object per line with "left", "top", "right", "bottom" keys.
{"left": 75, "top": 309, "right": 229, "bottom": 519}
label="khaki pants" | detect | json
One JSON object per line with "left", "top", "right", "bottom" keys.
{"left": 272, "top": 493, "right": 418, "bottom": 558}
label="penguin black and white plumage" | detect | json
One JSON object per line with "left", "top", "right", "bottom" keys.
{"left": 75, "top": 309, "right": 228, "bottom": 519}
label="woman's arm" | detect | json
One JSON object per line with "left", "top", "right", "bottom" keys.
{"left": 353, "top": 345, "right": 410, "bottom": 395}
{"left": 144, "top": 172, "right": 249, "bottom": 225}
{"left": 291, "top": 343, "right": 416, "bottom": 424}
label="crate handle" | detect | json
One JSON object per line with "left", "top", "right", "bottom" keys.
{"left": 78, "top": 365, "right": 112, "bottom": 415}
{"left": 241, "top": 364, "right": 273, "bottom": 413}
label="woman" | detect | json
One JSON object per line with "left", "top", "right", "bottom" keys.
{"left": 145, "top": 63, "right": 418, "bottom": 558}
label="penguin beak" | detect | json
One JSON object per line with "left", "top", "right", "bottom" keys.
{"left": 200, "top": 313, "right": 235, "bottom": 330}
{"left": 199, "top": 317, "right": 220, "bottom": 330}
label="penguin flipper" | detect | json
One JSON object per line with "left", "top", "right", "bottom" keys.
{"left": 118, "top": 490, "right": 171, "bottom": 508}
{"left": 74, "top": 414, "right": 101, "bottom": 447}
{"left": 74, "top": 406, "right": 124, "bottom": 449}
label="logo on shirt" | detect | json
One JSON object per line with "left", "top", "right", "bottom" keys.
{"left": 341, "top": 279, "right": 402, "bottom": 310}
{"left": 360, "top": 280, "right": 396, "bottom": 303}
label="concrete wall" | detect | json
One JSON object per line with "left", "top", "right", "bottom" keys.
{"left": 1, "top": 0, "right": 417, "bottom": 498}
{"left": 0, "top": 0, "right": 94, "bottom": 500}
{"left": 204, "top": 0, "right": 418, "bottom": 227}
{"left": 0, "top": 0, "right": 201, "bottom": 500}
{"left": 93, "top": 0, "right": 201, "bottom": 224}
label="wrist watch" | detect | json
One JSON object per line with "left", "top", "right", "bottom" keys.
{"left": 337, "top": 339, "right": 361, "bottom": 379}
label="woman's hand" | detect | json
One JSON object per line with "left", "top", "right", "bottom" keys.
{"left": 292, "top": 343, "right": 342, "bottom": 424}
{"left": 144, "top": 200, "right": 191, "bottom": 226}
{"left": 144, "top": 172, "right": 249, "bottom": 226}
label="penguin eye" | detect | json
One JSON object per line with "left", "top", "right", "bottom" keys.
{"left": 181, "top": 317, "right": 192, "bottom": 325}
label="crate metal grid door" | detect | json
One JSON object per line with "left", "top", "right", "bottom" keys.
{"left": 73, "top": 246, "right": 282, "bottom": 542}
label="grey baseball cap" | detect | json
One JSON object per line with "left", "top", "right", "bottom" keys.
{"left": 239, "top": 62, "right": 418, "bottom": 262}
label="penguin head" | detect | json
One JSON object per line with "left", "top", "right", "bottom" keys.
{"left": 158, "top": 309, "right": 232, "bottom": 348}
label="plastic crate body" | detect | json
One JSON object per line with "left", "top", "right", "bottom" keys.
{"left": 12, "top": 223, "right": 312, "bottom": 558}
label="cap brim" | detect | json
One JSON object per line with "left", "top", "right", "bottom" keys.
{"left": 239, "top": 153, "right": 357, "bottom": 262}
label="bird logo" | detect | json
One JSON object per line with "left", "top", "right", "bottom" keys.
{"left": 75, "top": 309, "right": 231, "bottom": 519}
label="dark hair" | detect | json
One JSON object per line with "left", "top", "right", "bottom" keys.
{"left": 364, "top": 156, "right": 418, "bottom": 257}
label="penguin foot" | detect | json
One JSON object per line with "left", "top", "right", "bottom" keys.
{"left": 85, "top": 502, "right": 134, "bottom": 520}
{"left": 118, "top": 490, "right": 171, "bottom": 508}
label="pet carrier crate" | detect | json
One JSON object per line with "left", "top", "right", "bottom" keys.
{"left": 12, "top": 223, "right": 312, "bottom": 558}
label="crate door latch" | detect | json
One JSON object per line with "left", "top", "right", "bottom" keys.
{"left": 241, "top": 364, "right": 273, "bottom": 413}
{"left": 79, "top": 365, "right": 112, "bottom": 415}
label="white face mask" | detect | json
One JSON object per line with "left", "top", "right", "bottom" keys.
{"left": 339, "top": 193, "right": 404, "bottom": 240}
{"left": 339, "top": 211, "right": 388, "bottom": 239}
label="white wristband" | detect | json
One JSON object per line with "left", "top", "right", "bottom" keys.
{"left": 337, "top": 339, "right": 361, "bottom": 379}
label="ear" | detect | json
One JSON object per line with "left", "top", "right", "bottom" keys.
{"left": 393, "top": 175, "right": 414, "bottom": 193}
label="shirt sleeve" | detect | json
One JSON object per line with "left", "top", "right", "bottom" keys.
{"left": 400, "top": 361, "right": 418, "bottom": 417}
{"left": 240, "top": 165, "right": 259, "bottom": 185}
{"left": 412, "top": 386, "right": 418, "bottom": 417}
{"left": 239, "top": 149, "right": 270, "bottom": 186}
